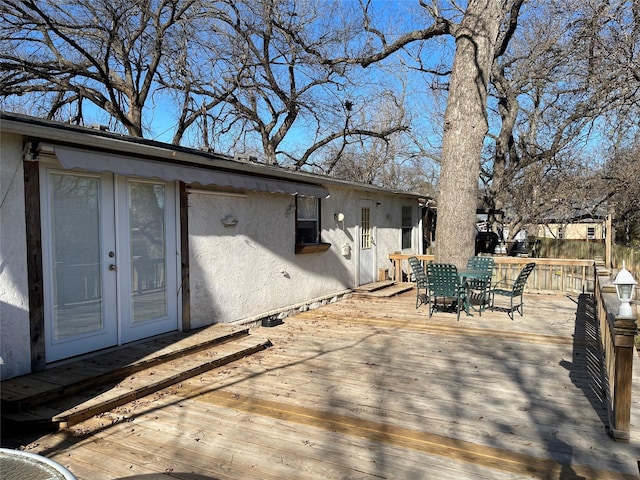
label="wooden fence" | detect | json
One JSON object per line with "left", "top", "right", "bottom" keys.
{"left": 532, "top": 237, "right": 640, "bottom": 277}
{"left": 388, "top": 254, "right": 595, "bottom": 295}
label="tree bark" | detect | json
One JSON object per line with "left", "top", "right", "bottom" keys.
{"left": 435, "top": 0, "right": 504, "bottom": 267}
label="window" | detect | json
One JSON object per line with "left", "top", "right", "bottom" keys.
{"left": 361, "top": 207, "right": 372, "bottom": 249}
{"left": 587, "top": 227, "right": 596, "bottom": 240}
{"left": 558, "top": 227, "right": 564, "bottom": 239}
{"left": 296, "top": 195, "right": 319, "bottom": 244}
{"left": 401, "top": 206, "right": 413, "bottom": 249}
{"left": 295, "top": 195, "right": 331, "bottom": 253}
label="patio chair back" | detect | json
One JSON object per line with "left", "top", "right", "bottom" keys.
{"left": 465, "top": 256, "right": 495, "bottom": 315}
{"left": 512, "top": 262, "right": 536, "bottom": 296}
{"left": 466, "top": 256, "right": 495, "bottom": 275}
{"left": 408, "top": 256, "right": 429, "bottom": 309}
{"left": 425, "top": 263, "right": 465, "bottom": 320}
{"left": 490, "top": 262, "right": 536, "bottom": 319}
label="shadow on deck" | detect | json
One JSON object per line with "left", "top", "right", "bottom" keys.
{"left": 2, "top": 287, "right": 639, "bottom": 479}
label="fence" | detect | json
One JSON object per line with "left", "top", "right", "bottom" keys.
{"left": 389, "top": 254, "right": 595, "bottom": 295}
{"left": 533, "top": 237, "right": 640, "bottom": 277}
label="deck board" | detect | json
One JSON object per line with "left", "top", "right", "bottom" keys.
{"left": 3, "top": 290, "right": 639, "bottom": 479}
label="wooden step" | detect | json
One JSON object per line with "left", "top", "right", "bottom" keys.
{"left": 1, "top": 324, "right": 251, "bottom": 412}
{"left": 352, "top": 282, "right": 415, "bottom": 298}
{"left": 352, "top": 280, "right": 396, "bottom": 293}
{"left": 2, "top": 334, "right": 272, "bottom": 429}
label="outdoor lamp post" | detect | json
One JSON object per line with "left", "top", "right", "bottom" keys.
{"left": 613, "top": 261, "right": 637, "bottom": 317}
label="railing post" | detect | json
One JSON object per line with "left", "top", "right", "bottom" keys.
{"left": 595, "top": 261, "right": 638, "bottom": 441}
{"left": 610, "top": 311, "right": 637, "bottom": 441}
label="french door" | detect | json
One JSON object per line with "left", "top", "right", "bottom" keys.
{"left": 41, "top": 168, "right": 178, "bottom": 362}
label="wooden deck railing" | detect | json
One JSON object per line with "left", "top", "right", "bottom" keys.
{"left": 594, "top": 262, "right": 638, "bottom": 442}
{"left": 388, "top": 253, "right": 638, "bottom": 441}
{"left": 388, "top": 254, "right": 595, "bottom": 294}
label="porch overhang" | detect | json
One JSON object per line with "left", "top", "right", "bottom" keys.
{"left": 51, "top": 145, "right": 330, "bottom": 198}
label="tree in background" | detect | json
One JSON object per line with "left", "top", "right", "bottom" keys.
{"left": 329, "top": 0, "right": 521, "bottom": 265}
{"left": 485, "top": 0, "right": 640, "bottom": 242}
{"left": 165, "top": 0, "right": 409, "bottom": 165}
{"left": 605, "top": 143, "right": 640, "bottom": 246}
{"left": 0, "top": 0, "right": 201, "bottom": 136}
{"left": 0, "top": 0, "right": 409, "bottom": 168}
{"left": 2, "top": 0, "right": 639, "bottom": 257}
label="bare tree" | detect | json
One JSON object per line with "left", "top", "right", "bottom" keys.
{"left": 0, "top": 0, "right": 200, "bottom": 136}
{"left": 177, "top": 0, "right": 409, "bottom": 166}
{"left": 1, "top": 0, "right": 410, "bottom": 170}
{"left": 604, "top": 143, "right": 640, "bottom": 245}
{"left": 433, "top": 0, "right": 511, "bottom": 266}
{"left": 318, "top": 90, "right": 436, "bottom": 191}
{"left": 485, "top": 0, "right": 640, "bottom": 243}
{"left": 311, "top": 0, "right": 522, "bottom": 265}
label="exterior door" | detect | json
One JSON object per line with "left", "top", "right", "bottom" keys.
{"left": 117, "top": 178, "right": 177, "bottom": 344}
{"left": 358, "top": 200, "right": 376, "bottom": 285}
{"left": 42, "top": 168, "right": 178, "bottom": 362}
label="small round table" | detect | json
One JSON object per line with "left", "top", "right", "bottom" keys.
{"left": 0, "top": 448, "right": 77, "bottom": 480}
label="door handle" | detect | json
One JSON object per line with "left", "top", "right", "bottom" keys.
{"left": 109, "top": 264, "right": 117, "bottom": 271}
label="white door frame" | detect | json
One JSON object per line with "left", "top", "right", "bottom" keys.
{"left": 41, "top": 165, "right": 180, "bottom": 362}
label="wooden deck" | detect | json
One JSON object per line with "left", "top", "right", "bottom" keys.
{"left": 2, "top": 290, "right": 640, "bottom": 479}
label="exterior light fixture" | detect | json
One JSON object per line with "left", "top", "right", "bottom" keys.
{"left": 334, "top": 213, "right": 344, "bottom": 222}
{"left": 613, "top": 261, "right": 637, "bottom": 317}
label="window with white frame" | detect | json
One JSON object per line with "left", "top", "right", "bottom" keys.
{"left": 296, "top": 195, "right": 320, "bottom": 244}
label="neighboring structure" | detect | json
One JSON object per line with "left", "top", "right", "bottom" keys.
{"left": 535, "top": 216, "right": 607, "bottom": 241}
{"left": 0, "top": 112, "right": 429, "bottom": 380}
{"left": 524, "top": 200, "right": 608, "bottom": 241}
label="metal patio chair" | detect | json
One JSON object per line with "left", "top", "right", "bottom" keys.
{"left": 464, "top": 256, "right": 495, "bottom": 315}
{"left": 489, "top": 262, "right": 536, "bottom": 320}
{"left": 425, "top": 263, "right": 466, "bottom": 321}
{"left": 408, "top": 256, "right": 429, "bottom": 309}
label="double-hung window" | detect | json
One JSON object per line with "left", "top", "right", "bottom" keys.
{"left": 295, "top": 195, "right": 331, "bottom": 253}
{"left": 296, "top": 195, "right": 319, "bottom": 244}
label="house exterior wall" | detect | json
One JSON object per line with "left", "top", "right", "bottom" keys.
{"left": 536, "top": 222, "right": 605, "bottom": 240}
{"left": 187, "top": 187, "right": 420, "bottom": 327}
{"left": 0, "top": 132, "right": 32, "bottom": 380}
{"left": 0, "top": 117, "right": 424, "bottom": 378}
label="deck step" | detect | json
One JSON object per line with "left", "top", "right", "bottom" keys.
{"left": 2, "top": 333, "right": 272, "bottom": 429}
{"left": 353, "top": 280, "right": 395, "bottom": 293}
{"left": 352, "top": 282, "right": 414, "bottom": 298}
{"left": 1, "top": 324, "right": 250, "bottom": 413}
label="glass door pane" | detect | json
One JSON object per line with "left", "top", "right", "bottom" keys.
{"left": 50, "top": 173, "right": 104, "bottom": 339}
{"left": 361, "top": 207, "right": 372, "bottom": 249}
{"left": 129, "top": 181, "right": 167, "bottom": 323}
{"left": 44, "top": 169, "right": 117, "bottom": 363}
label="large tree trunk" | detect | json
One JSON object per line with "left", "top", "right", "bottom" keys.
{"left": 435, "top": 0, "right": 504, "bottom": 267}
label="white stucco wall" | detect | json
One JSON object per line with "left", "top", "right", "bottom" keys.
{"left": 0, "top": 132, "right": 32, "bottom": 380}
{"left": 188, "top": 185, "right": 420, "bottom": 327}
